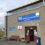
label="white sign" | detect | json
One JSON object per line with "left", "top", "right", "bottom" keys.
{"left": 18, "top": 26, "right": 22, "bottom": 30}
{"left": 27, "top": 30, "right": 29, "bottom": 33}
{"left": 36, "top": 32, "right": 37, "bottom": 36}
{"left": 34, "top": 30, "right": 37, "bottom": 36}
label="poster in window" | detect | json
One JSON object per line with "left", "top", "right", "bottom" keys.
{"left": 34, "top": 30, "right": 37, "bottom": 36}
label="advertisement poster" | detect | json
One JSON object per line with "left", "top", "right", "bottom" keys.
{"left": 34, "top": 30, "right": 37, "bottom": 36}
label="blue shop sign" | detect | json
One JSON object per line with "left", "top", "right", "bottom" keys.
{"left": 18, "top": 12, "right": 40, "bottom": 22}
{"left": 9, "top": 27, "right": 16, "bottom": 30}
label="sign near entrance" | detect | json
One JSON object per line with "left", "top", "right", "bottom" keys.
{"left": 9, "top": 27, "right": 16, "bottom": 30}
{"left": 18, "top": 12, "right": 40, "bottom": 22}
{"left": 18, "top": 26, "right": 22, "bottom": 30}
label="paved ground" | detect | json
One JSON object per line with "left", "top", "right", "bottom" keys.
{"left": 0, "top": 40, "right": 36, "bottom": 45}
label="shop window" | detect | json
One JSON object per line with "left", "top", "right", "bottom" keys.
{"left": 27, "top": 30, "right": 29, "bottom": 36}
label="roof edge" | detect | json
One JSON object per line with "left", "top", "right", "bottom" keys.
{"left": 6, "top": 0, "right": 39, "bottom": 12}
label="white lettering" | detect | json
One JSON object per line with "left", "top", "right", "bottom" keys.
{"left": 18, "top": 12, "right": 40, "bottom": 20}
{"left": 18, "top": 17, "right": 22, "bottom": 20}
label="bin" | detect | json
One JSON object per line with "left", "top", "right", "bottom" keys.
{"left": 36, "top": 37, "right": 41, "bottom": 45}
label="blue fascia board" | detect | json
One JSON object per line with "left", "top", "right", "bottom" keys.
{"left": 18, "top": 12, "right": 40, "bottom": 22}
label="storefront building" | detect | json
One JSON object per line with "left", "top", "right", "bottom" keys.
{"left": 5, "top": 0, "right": 45, "bottom": 45}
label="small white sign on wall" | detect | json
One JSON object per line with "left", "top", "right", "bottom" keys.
{"left": 18, "top": 26, "right": 22, "bottom": 30}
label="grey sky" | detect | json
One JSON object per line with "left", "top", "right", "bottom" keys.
{"left": 0, "top": 0, "right": 34, "bottom": 29}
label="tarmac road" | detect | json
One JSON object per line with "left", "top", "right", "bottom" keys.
{"left": 0, "top": 40, "right": 36, "bottom": 45}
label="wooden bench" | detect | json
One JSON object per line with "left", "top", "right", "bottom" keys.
{"left": 10, "top": 35, "right": 19, "bottom": 41}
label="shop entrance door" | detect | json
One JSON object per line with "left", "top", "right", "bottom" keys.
{"left": 25, "top": 26, "right": 37, "bottom": 42}
{"left": 25, "top": 27, "right": 30, "bottom": 41}
{"left": 30, "top": 29, "right": 34, "bottom": 41}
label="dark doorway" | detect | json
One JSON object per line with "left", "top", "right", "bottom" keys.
{"left": 25, "top": 26, "right": 37, "bottom": 42}
{"left": 30, "top": 29, "right": 34, "bottom": 41}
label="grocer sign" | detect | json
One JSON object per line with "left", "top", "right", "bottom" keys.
{"left": 9, "top": 27, "right": 16, "bottom": 30}
{"left": 18, "top": 12, "right": 40, "bottom": 22}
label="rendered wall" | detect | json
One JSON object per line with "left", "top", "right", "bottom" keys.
{"left": 5, "top": 5, "right": 45, "bottom": 45}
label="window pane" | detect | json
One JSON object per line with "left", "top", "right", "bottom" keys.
{"left": 30, "top": 6, "right": 31, "bottom": 9}
{"left": 13, "top": 10, "right": 17, "bottom": 14}
{"left": 31, "top": 5, "right": 34, "bottom": 9}
{"left": 8, "top": 13, "right": 10, "bottom": 15}
{"left": 13, "top": 11, "right": 16, "bottom": 14}
{"left": 35, "top": 3, "right": 39, "bottom": 8}
{"left": 17, "top": 9, "right": 20, "bottom": 13}
{"left": 27, "top": 6, "right": 30, "bottom": 10}
{"left": 21, "top": 8, "right": 24, "bottom": 12}
{"left": 8, "top": 12, "right": 12, "bottom": 15}
{"left": 23, "top": 7, "right": 27, "bottom": 11}
{"left": 13, "top": 11, "right": 15, "bottom": 14}
{"left": 40, "top": 2, "right": 43, "bottom": 5}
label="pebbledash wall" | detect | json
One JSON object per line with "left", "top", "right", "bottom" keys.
{"left": 5, "top": 5, "right": 45, "bottom": 45}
